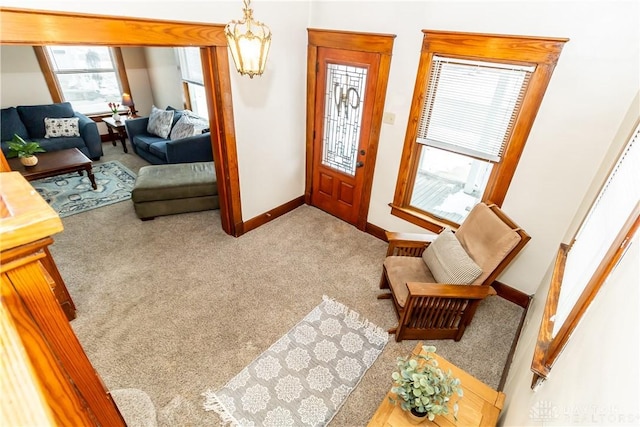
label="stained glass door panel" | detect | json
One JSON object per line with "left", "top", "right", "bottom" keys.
{"left": 321, "top": 63, "right": 367, "bottom": 176}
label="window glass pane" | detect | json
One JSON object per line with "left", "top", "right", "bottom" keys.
{"left": 46, "top": 46, "right": 122, "bottom": 114}
{"left": 177, "top": 47, "right": 204, "bottom": 84}
{"left": 321, "top": 63, "right": 367, "bottom": 176}
{"left": 410, "top": 146, "right": 492, "bottom": 223}
{"left": 56, "top": 72, "right": 121, "bottom": 114}
{"left": 188, "top": 84, "right": 209, "bottom": 120}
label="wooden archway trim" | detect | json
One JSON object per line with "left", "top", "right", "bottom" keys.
{"left": 0, "top": 7, "right": 243, "bottom": 236}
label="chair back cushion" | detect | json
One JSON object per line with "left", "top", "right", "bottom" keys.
{"left": 422, "top": 228, "right": 482, "bottom": 284}
{"left": 455, "top": 203, "right": 522, "bottom": 285}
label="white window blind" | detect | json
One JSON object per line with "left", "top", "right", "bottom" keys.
{"left": 417, "top": 56, "right": 534, "bottom": 162}
{"left": 553, "top": 123, "right": 640, "bottom": 336}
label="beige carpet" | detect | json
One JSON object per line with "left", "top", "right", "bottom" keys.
{"left": 49, "top": 144, "right": 523, "bottom": 426}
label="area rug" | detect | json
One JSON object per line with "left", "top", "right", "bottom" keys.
{"left": 31, "top": 160, "right": 136, "bottom": 218}
{"left": 202, "top": 296, "right": 389, "bottom": 427}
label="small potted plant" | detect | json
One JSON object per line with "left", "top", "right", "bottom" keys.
{"left": 7, "top": 134, "right": 46, "bottom": 167}
{"left": 390, "top": 345, "right": 463, "bottom": 424}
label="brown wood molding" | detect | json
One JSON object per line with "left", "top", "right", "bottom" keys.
{"left": 0, "top": 7, "right": 226, "bottom": 46}
{"left": 243, "top": 196, "right": 305, "bottom": 234}
{"left": 492, "top": 281, "right": 531, "bottom": 309}
{"left": 364, "top": 222, "right": 387, "bottom": 242}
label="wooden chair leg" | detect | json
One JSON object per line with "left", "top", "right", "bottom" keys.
{"left": 377, "top": 293, "right": 391, "bottom": 300}
{"left": 379, "top": 271, "right": 390, "bottom": 289}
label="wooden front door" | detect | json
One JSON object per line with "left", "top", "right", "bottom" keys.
{"left": 307, "top": 30, "right": 393, "bottom": 229}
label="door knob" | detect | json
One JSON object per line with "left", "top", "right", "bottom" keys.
{"left": 356, "top": 161, "right": 364, "bottom": 168}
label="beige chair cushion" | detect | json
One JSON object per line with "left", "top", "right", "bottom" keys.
{"left": 383, "top": 256, "right": 436, "bottom": 308}
{"left": 422, "top": 228, "right": 482, "bottom": 284}
{"left": 456, "top": 203, "right": 522, "bottom": 285}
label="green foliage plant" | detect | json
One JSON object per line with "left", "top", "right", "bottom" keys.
{"left": 7, "top": 134, "right": 45, "bottom": 158}
{"left": 389, "top": 345, "right": 463, "bottom": 421}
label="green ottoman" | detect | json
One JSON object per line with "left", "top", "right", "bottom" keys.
{"left": 131, "top": 162, "right": 219, "bottom": 220}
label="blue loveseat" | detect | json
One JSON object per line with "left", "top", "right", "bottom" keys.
{"left": 1, "top": 102, "right": 103, "bottom": 160}
{"left": 124, "top": 107, "right": 213, "bottom": 165}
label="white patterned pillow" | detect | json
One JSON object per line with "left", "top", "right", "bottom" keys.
{"left": 146, "top": 106, "right": 174, "bottom": 139}
{"left": 44, "top": 117, "right": 80, "bottom": 138}
{"left": 422, "top": 228, "right": 482, "bottom": 284}
{"left": 169, "top": 114, "right": 198, "bottom": 140}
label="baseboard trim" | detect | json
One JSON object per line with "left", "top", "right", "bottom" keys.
{"left": 492, "top": 281, "right": 531, "bottom": 309}
{"left": 365, "top": 222, "right": 387, "bottom": 241}
{"left": 242, "top": 196, "right": 305, "bottom": 234}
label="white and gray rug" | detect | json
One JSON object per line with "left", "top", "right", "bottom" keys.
{"left": 31, "top": 160, "right": 136, "bottom": 217}
{"left": 202, "top": 296, "right": 389, "bottom": 427}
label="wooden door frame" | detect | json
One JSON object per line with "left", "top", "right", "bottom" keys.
{"left": 0, "top": 7, "right": 243, "bottom": 237}
{"left": 306, "top": 28, "right": 395, "bottom": 230}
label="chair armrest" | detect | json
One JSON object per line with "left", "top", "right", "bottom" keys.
{"left": 406, "top": 282, "right": 496, "bottom": 300}
{"left": 124, "top": 117, "right": 150, "bottom": 141}
{"left": 384, "top": 231, "right": 437, "bottom": 257}
{"left": 165, "top": 133, "right": 213, "bottom": 163}
{"left": 74, "top": 112, "right": 102, "bottom": 159}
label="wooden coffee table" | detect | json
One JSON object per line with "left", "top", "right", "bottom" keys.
{"left": 367, "top": 342, "right": 505, "bottom": 427}
{"left": 7, "top": 148, "right": 97, "bottom": 190}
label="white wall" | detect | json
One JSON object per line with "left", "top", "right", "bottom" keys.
{"left": 1, "top": 1, "right": 638, "bottom": 296}
{"left": 143, "top": 48, "right": 183, "bottom": 116}
{"left": 0, "top": 46, "right": 51, "bottom": 106}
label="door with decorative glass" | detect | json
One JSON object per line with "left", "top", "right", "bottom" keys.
{"left": 309, "top": 46, "right": 383, "bottom": 229}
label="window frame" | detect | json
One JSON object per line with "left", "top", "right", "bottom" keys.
{"left": 175, "top": 47, "right": 209, "bottom": 118}
{"left": 391, "top": 30, "right": 568, "bottom": 232}
{"left": 33, "top": 46, "right": 132, "bottom": 116}
{"left": 531, "top": 121, "right": 640, "bottom": 389}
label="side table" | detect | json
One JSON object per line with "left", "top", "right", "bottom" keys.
{"left": 367, "top": 342, "right": 505, "bottom": 427}
{"left": 102, "top": 116, "right": 129, "bottom": 153}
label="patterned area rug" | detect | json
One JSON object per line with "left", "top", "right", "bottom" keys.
{"left": 202, "top": 296, "right": 388, "bottom": 426}
{"left": 31, "top": 160, "right": 136, "bottom": 218}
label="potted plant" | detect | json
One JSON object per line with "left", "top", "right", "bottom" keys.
{"left": 7, "top": 134, "right": 46, "bottom": 166}
{"left": 389, "top": 345, "right": 463, "bottom": 424}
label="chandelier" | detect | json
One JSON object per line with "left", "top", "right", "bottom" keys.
{"left": 225, "top": 0, "right": 272, "bottom": 78}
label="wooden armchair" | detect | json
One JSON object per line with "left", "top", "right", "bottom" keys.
{"left": 378, "top": 203, "right": 530, "bottom": 341}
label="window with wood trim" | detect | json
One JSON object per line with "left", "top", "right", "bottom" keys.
{"left": 531, "top": 122, "right": 640, "bottom": 389}
{"left": 176, "top": 47, "right": 209, "bottom": 119}
{"left": 391, "top": 31, "right": 568, "bottom": 232}
{"left": 34, "top": 46, "right": 131, "bottom": 116}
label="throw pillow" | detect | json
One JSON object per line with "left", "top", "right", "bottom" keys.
{"left": 44, "top": 117, "right": 80, "bottom": 138}
{"left": 169, "top": 114, "right": 197, "bottom": 140}
{"left": 147, "top": 106, "right": 174, "bottom": 139}
{"left": 422, "top": 228, "right": 483, "bottom": 284}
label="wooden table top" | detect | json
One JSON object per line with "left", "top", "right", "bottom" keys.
{"left": 367, "top": 342, "right": 505, "bottom": 427}
{"left": 8, "top": 148, "right": 91, "bottom": 179}
{"left": 102, "top": 116, "right": 128, "bottom": 128}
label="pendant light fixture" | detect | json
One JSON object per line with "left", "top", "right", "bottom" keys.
{"left": 225, "top": 0, "right": 272, "bottom": 78}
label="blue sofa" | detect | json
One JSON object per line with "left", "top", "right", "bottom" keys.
{"left": 124, "top": 108, "right": 213, "bottom": 165}
{"left": 1, "top": 102, "right": 103, "bottom": 160}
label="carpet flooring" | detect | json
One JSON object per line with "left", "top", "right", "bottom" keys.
{"left": 48, "top": 144, "right": 524, "bottom": 426}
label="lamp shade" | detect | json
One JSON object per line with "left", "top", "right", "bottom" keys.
{"left": 225, "top": 1, "right": 271, "bottom": 78}
{"left": 121, "top": 93, "right": 134, "bottom": 106}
